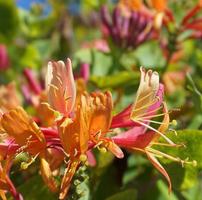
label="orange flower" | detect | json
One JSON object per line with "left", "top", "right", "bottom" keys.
{"left": 119, "top": 0, "right": 143, "bottom": 11}
{"left": 1, "top": 107, "right": 45, "bottom": 155}
{"left": 45, "top": 59, "right": 123, "bottom": 199}
{"left": 0, "top": 107, "right": 58, "bottom": 193}
{"left": 148, "top": 0, "right": 167, "bottom": 12}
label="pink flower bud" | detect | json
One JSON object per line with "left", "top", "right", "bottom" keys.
{"left": 0, "top": 44, "right": 9, "bottom": 70}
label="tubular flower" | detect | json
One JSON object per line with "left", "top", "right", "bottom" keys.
{"left": 118, "top": 0, "right": 167, "bottom": 29}
{"left": 46, "top": 58, "right": 76, "bottom": 118}
{"left": 101, "top": 5, "right": 154, "bottom": 50}
{"left": 0, "top": 107, "right": 49, "bottom": 199}
{"left": 45, "top": 59, "right": 123, "bottom": 199}
{"left": 1, "top": 107, "right": 46, "bottom": 156}
{"left": 112, "top": 67, "right": 196, "bottom": 191}
{"left": 118, "top": 0, "right": 143, "bottom": 13}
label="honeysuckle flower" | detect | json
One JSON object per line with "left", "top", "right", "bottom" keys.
{"left": 111, "top": 67, "right": 163, "bottom": 130}
{"left": 112, "top": 67, "right": 196, "bottom": 191}
{"left": 0, "top": 107, "right": 58, "bottom": 197}
{"left": 118, "top": 0, "right": 167, "bottom": 29}
{"left": 45, "top": 58, "right": 123, "bottom": 199}
{"left": 46, "top": 58, "right": 76, "bottom": 118}
{"left": 101, "top": 6, "right": 154, "bottom": 50}
{"left": 0, "top": 107, "right": 46, "bottom": 156}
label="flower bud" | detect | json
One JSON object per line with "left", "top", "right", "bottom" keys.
{"left": 0, "top": 44, "right": 9, "bottom": 70}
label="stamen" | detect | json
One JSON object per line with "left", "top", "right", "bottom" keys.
{"left": 56, "top": 75, "right": 63, "bottom": 86}
{"left": 136, "top": 105, "right": 163, "bottom": 118}
{"left": 73, "top": 148, "right": 78, "bottom": 157}
{"left": 131, "top": 97, "right": 159, "bottom": 114}
{"left": 151, "top": 142, "right": 184, "bottom": 147}
{"left": 137, "top": 112, "right": 170, "bottom": 121}
{"left": 146, "top": 147, "right": 197, "bottom": 167}
{"left": 168, "top": 128, "right": 178, "bottom": 136}
{"left": 21, "top": 153, "right": 39, "bottom": 170}
{"left": 79, "top": 154, "right": 87, "bottom": 162}
{"left": 99, "top": 147, "right": 107, "bottom": 153}
{"left": 138, "top": 119, "right": 171, "bottom": 125}
{"left": 134, "top": 120, "right": 175, "bottom": 145}
{"left": 65, "top": 96, "right": 72, "bottom": 102}
{"left": 48, "top": 83, "right": 59, "bottom": 91}
{"left": 135, "top": 90, "right": 154, "bottom": 104}
{"left": 171, "top": 120, "right": 177, "bottom": 126}
{"left": 63, "top": 87, "right": 67, "bottom": 98}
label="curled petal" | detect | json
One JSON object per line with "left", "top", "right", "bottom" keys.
{"left": 131, "top": 67, "right": 160, "bottom": 121}
{"left": 146, "top": 151, "right": 171, "bottom": 192}
{"left": 113, "top": 127, "right": 155, "bottom": 149}
{"left": 1, "top": 107, "right": 45, "bottom": 155}
{"left": 59, "top": 160, "right": 80, "bottom": 200}
{"left": 88, "top": 91, "right": 113, "bottom": 136}
{"left": 107, "top": 141, "right": 124, "bottom": 158}
{"left": 57, "top": 98, "right": 89, "bottom": 156}
{"left": 40, "top": 156, "right": 58, "bottom": 192}
{"left": 46, "top": 58, "right": 76, "bottom": 117}
{"left": 86, "top": 150, "right": 96, "bottom": 167}
{"left": 36, "top": 92, "right": 56, "bottom": 127}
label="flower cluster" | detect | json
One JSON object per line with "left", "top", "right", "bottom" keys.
{"left": 0, "top": 59, "right": 196, "bottom": 200}
{"left": 101, "top": 5, "right": 155, "bottom": 50}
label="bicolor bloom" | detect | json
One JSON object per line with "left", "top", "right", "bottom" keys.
{"left": 45, "top": 59, "right": 123, "bottom": 199}
{"left": 112, "top": 67, "right": 196, "bottom": 191}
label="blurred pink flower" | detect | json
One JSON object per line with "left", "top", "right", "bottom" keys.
{"left": 0, "top": 45, "right": 10, "bottom": 70}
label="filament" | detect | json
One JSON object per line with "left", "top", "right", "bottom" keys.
{"left": 133, "top": 120, "right": 175, "bottom": 145}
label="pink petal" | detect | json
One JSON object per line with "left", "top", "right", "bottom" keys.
{"left": 46, "top": 58, "right": 76, "bottom": 117}
{"left": 86, "top": 150, "right": 96, "bottom": 167}
{"left": 112, "top": 127, "right": 155, "bottom": 149}
{"left": 111, "top": 105, "right": 140, "bottom": 128}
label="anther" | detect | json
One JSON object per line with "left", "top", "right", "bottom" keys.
{"left": 79, "top": 154, "right": 87, "bottom": 162}
{"left": 99, "top": 147, "right": 107, "bottom": 153}
{"left": 171, "top": 120, "right": 177, "bottom": 126}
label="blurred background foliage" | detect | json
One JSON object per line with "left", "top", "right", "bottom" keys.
{"left": 1, "top": 0, "right": 202, "bottom": 199}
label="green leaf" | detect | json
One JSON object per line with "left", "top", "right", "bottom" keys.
{"left": 0, "top": 0, "right": 19, "bottom": 42}
{"left": 134, "top": 41, "right": 165, "bottom": 68}
{"left": 158, "top": 130, "right": 202, "bottom": 168}
{"left": 156, "top": 130, "right": 202, "bottom": 190}
{"left": 90, "top": 71, "right": 139, "bottom": 89}
{"left": 17, "top": 175, "right": 57, "bottom": 200}
{"left": 74, "top": 49, "right": 112, "bottom": 76}
{"left": 106, "top": 189, "right": 137, "bottom": 200}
